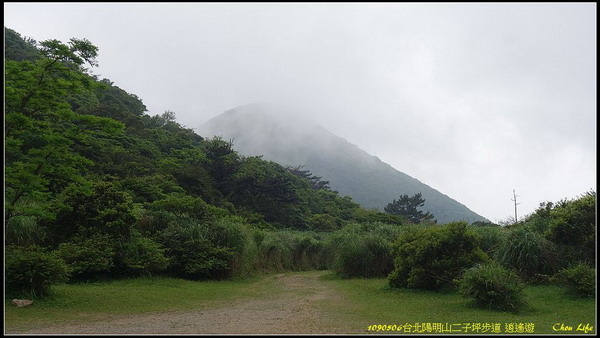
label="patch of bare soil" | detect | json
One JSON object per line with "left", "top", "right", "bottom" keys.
{"left": 17, "top": 271, "right": 352, "bottom": 334}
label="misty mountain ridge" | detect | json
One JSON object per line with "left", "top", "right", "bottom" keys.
{"left": 200, "top": 104, "right": 488, "bottom": 224}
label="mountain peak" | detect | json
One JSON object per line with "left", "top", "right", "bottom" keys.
{"left": 201, "top": 106, "right": 488, "bottom": 224}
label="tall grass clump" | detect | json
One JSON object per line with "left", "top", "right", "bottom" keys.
{"left": 554, "top": 263, "right": 596, "bottom": 298}
{"left": 5, "top": 216, "right": 48, "bottom": 246}
{"left": 253, "top": 230, "right": 327, "bottom": 272}
{"left": 157, "top": 219, "right": 233, "bottom": 280}
{"left": 290, "top": 233, "right": 329, "bottom": 270}
{"left": 254, "top": 230, "right": 291, "bottom": 272}
{"left": 495, "top": 227, "right": 561, "bottom": 280}
{"left": 331, "top": 233, "right": 393, "bottom": 278}
{"left": 457, "top": 262, "right": 528, "bottom": 312}
{"left": 328, "top": 222, "right": 398, "bottom": 278}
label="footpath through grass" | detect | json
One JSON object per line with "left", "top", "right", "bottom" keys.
{"left": 5, "top": 271, "right": 597, "bottom": 334}
{"left": 318, "top": 274, "right": 596, "bottom": 334}
{"left": 5, "top": 275, "right": 269, "bottom": 332}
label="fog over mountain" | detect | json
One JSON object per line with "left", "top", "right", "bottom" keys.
{"left": 200, "top": 104, "right": 488, "bottom": 224}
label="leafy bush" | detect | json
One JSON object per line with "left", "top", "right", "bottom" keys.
{"left": 495, "top": 227, "right": 561, "bottom": 280}
{"left": 554, "top": 263, "right": 596, "bottom": 298}
{"left": 388, "top": 222, "right": 488, "bottom": 290}
{"left": 56, "top": 234, "right": 116, "bottom": 280}
{"left": 158, "top": 221, "right": 234, "bottom": 280}
{"left": 171, "top": 238, "right": 234, "bottom": 280}
{"left": 150, "top": 194, "right": 227, "bottom": 225}
{"left": 351, "top": 208, "right": 405, "bottom": 225}
{"left": 50, "top": 181, "right": 137, "bottom": 243}
{"left": 6, "top": 245, "right": 70, "bottom": 297}
{"left": 155, "top": 216, "right": 259, "bottom": 278}
{"left": 546, "top": 192, "right": 596, "bottom": 264}
{"left": 211, "top": 216, "right": 258, "bottom": 277}
{"left": 457, "top": 262, "right": 527, "bottom": 312}
{"left": 121, "top": 234, "right": 169, "bottom": 276}
{"left": 468, "top": 225, "right": 507, "bottom": 257}
{"left": 307, "top": 213, "right": 341, "bottom": 231}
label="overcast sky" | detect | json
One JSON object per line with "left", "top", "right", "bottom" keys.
{"left": 5, "top": 3, "right": 596, "bottom": 222}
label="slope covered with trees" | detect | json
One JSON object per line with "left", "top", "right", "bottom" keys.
{"left": 4, "top": 27, "right": 408, "bottom": 296}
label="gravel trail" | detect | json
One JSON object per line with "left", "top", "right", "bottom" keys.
{"left": 16, "top": 271, "right": 352, "bottom": 334}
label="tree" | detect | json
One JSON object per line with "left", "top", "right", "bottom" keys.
{"left": 388, "top": 222, "right": 487, "bottom": 290}
{"left": 287, "top": 165, "right": 331, "bottom": 190}
{"left": 5, "top": 36, "right": 123, "bottom": 224}
{"left": 4, "top": 27, "right": 39, "bottom": 61}
{"left": 545, "top": 191, "right": 596, "bottom": 264}
{"left": 384, "top": 193, "right": 435, "bottom": 224}
{"left": 49, "top": 181, "right": 136, "bottom": 245}
{"left": 231, "top": 157, "right": 307, "bottom": 228}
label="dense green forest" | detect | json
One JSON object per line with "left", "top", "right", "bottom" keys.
{"left": 4, "top": 28, "right": 596, "bottom": 310}
{"left": 4, "top": 27, "right": 405, "bottom": 294}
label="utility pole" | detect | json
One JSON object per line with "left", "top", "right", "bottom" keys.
{"left": 511, "top": 189, "right": 520, "bottom": 223}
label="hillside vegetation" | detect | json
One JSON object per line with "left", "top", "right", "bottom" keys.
{"left": 4, "top": 27, "right": 595, "bottom": 318}
{"left": 4, "top": 27, "right": 409, "bottom": 296}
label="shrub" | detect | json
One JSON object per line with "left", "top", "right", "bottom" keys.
{"left": 351, "top": 209, "right": 405, "bottom": 225}
{"left": 546, "top": 192, "right": 596, "bottom": 264}
{"left": 307, "top": 214, "right": 341, "bottom": 231}
{"left": 170, "top": 238, "right": 234, "bottom": 280}
{"left": 468, "top": 225, "right": 507, "bottom": 257}
{"left": 135, "top": 210, "right": 172, "bottom": 237}
{"left": 6, "top": 245, "right": 70, "bottom": 297}
{"left": 150, "top": 194, "right": 227, "bottom": 225}
{"left": 554, "top": 263, "right": 596, "bottom": 298}
{"left": 51, "top": 181, "right": 137, "bottom": 244}
{"left": 121, "top": 234, "right": 169, "bottom": 276}
{"left": 457, "top": 262, "right": 527, "bottom": 312}
{"left": 388, "top": 222, "right": 488, "bottom": 290}
{"left": 56, "top": 234, "right": 116, "bottom": 280}
{"left": 158, "top": 220, "right": 236, "bottom": 280}
{"left": 495, "top": 227, "right": 561, "bottom": 280}
{"left": 211, "top": 217, "right": 258, "bottom": 277}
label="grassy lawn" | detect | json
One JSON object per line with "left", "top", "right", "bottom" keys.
{"left": 318, "top": 274, "right": 596, "bottom": 335}
{"left": 4, "top": 275, "right": 271, "bottom": 332}
{"left": 5, "top": 271, "right": 596, "bottom": 334}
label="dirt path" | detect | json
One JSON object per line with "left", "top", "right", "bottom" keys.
{"left": 17, "top": 271, "right": 354, "bottom": 334}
